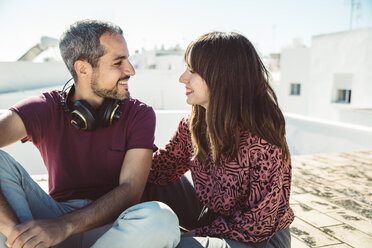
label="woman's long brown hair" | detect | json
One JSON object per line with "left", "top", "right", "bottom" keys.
{"left": 185, "top": 32, "right": 290, "bottom": 166}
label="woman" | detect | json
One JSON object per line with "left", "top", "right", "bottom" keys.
{"left": 146, "top": 32, "right": 294, "bottom": 248}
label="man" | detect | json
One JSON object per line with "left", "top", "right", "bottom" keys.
{"left": 0, "top": 20, "right": 180, "bottom": 248}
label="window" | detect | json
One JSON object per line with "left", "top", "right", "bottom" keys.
{"left": 332, "top": 73, "right": 353, "bottom": 104}
{"left": 290, "top": 83, "right": 301, "bottom": 96}
{"left": 335, "top": 89, "right": 352, "bottom": 104}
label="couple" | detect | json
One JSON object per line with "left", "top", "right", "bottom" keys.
{"left": 0, "top": 20, "right": 293, "bottom": 248}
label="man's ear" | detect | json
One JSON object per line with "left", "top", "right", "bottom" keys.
{"left": 74, "top": 60, "right": 93, "bottom": 79}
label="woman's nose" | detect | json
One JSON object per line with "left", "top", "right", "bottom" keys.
{"left": 179, "top": 70, "right": 189, "bottom": 84}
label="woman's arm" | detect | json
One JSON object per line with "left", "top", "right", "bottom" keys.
{"left": 148, "top": 117, "right": 193, "bottom": 185}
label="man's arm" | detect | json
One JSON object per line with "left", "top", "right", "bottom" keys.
{"left": 0, "top": 191, "right": 19, "bottom": 238}
{"left": 65, "top": 148, "right": 153, "bottom": 233}
{"left": 6, "top": 148, "right": 153, "bottom": 248}
{"left": 0, "top": 110, "right": 27, "bottom": 238}
{"left": 0, "top": 110, "right": 27, "bottom": 148}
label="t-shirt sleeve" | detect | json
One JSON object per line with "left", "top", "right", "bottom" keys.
{"left": 126, "top": 103, "right": 157, "bottom": 151}
{"left": 9, "top": 93, "right": 55, "bottom": 145}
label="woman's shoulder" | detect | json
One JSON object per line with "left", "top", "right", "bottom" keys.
{"left": 178, "top": 115, "right": 191, "bottom": 133}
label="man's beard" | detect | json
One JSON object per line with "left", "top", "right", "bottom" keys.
{"left": 90, "top": 71, "right": 130, "bottom": 100}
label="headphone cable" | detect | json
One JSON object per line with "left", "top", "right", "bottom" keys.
{"left": 61, "top": 77, "right": 74, "bottom": 94}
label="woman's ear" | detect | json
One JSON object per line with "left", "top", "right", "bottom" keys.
{"left": 74, "top": 60, "right": 93, "bottom": 79}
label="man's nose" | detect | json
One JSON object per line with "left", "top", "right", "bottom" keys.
{"left": 123, "top": 61, "right": 135, "bottom": 76}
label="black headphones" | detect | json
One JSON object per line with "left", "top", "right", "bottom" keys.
{"left": 60, "top": 79, "right": 123, "bottom": 131}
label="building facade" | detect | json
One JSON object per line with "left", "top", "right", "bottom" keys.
{"left": 276, "top": 28, "right": 372, "bottom": 127}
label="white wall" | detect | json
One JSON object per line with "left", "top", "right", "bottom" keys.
{"left": 154, "top": 54, "right": 184, "bottom": 70}
{"left": 0, "top": 85, "right": 63, "bottom": 109}
{"left": 153, "top": 110, "right": 190, "bottom": 148}
{"left": 131, "top": 50, "right": 184, "bottom": 71}
{"left": 0, "top": 61, "right": 70, "bottom": 93}
{"left": 277, "top": 28, "right": 372, "bottom": 127}
{"left": 285, "top": 113, "right": 372, "bottom": 155}
{"left": 0, "top": 65, "right": 190, "bottom": 111}
{"left": 276, "top": 46, "right": 310, "bottom": 115}
{"left": 338, "top": 108, "right": 372, "bottom": 127}
{"left": 129, "top": 69, "right": 190, "bottom": 110}
{"left": 308, "top": 28, "right": 372, "bottom": 123}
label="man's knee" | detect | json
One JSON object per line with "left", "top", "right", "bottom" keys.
{"left": 138, "top": 201, "right": 179, "bottom": 229}
{"left": 92, "top": 201, "right": 180, "bottom": 248}
{"left": 118, "top": 201, "right": 180, "bottom": 237}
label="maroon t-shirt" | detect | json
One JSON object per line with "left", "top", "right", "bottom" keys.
{"left": 10, "top": 90, "right": 156, "bottom": 202}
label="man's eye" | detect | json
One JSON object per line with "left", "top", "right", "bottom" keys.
{"left": 114, "top": 61, "right": 122, "bottom": 66}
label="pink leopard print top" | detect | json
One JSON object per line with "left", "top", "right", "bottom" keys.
{"left": 149, "top": 117, "right": 294, "bottom": 243}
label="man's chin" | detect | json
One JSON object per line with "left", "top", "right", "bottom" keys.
{"left": 92, "top": 87, "right": 129, "bottom": 101}
{"left": 115, "top": 91, "right": 130, "bottom": 100}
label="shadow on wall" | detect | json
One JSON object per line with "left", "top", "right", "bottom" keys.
{"left": 285, "top": 112, "right": 372, "bottom": 155}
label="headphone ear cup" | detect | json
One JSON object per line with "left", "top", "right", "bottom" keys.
{"left": 70, "top": 100, "right": 97, "bottom": 131}
{"left": 98, "top": 99, "right": 122, "bottom": 128}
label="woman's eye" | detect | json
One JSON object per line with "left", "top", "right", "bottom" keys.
{"left": 189, "top": 69, "right": 194, "bottom": 74}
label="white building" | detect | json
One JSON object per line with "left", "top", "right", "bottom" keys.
{"left": 130, "top": 45, "right": 184, "bottom": 71}
{"left": 0, "top": 36, "right": 70, "bottom": 93}
{"left": 262, "top": 53, "right": 281, "bottom": 86}
{"left": 115, "top": 45, "right": 189, "bottom": 110}
{"left": 275, "top": 28, "right": 372, "bottom": 127}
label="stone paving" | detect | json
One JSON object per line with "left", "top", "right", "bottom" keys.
{"left": 290, "top": 150, "right": 372, "bottom": 247}
{"left": 31, "top": 150, "right": 372, "bottom": 247}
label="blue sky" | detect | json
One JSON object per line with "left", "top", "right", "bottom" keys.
{"left": 0, "top": 0, "right": 371, "bottom": 61}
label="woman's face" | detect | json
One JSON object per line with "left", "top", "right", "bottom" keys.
{"left": 179, "top": 67, "right": 209, "bottom": 109}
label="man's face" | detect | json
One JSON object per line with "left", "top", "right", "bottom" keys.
{"left": 90, "top": 32, "right": 135, "bottom": 100}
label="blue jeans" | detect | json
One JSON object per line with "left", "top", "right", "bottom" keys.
{"left": 0, "top": 150, "right": 180, "bottom": 248}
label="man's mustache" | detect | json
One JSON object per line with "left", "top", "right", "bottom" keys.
{"left": 118, "top": 76, "right": 130, "bottom": 82}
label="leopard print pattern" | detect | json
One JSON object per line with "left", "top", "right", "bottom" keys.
{"left": 149, "top": 117, "right": 294, "bottom": 243}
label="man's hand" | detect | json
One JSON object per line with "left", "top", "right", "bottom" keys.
{"left": 5, "top": 219, "right": 71, "bottom": 248}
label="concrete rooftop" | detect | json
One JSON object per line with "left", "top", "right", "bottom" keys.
{"left": 31, "top": 150, "right": 372, "bottom": 247}
{"left": 290, "top": 150, "right": 372, "bottom": 247}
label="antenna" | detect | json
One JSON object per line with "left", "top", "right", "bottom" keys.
{"left": 349, "top": 0, "right": 363, "bottom": 30}
{"left": 350, "top": 0, "right": 354, "bottom": 30}
{"left": 272, "top": 25, "right": 277, "bottom": 53}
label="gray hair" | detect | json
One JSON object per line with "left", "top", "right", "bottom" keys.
{"left": 59, "top": 19, "right": 123, "bottom": 80}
